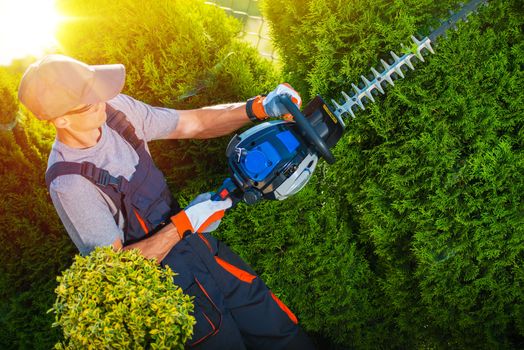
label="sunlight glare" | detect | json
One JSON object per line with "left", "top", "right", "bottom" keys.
{"left": 0, "top": 0, "right": 62, "bottom": 66}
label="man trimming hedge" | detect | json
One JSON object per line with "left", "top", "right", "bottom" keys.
{"left": 18, "top": 54, "right": 315, "bottom": 349}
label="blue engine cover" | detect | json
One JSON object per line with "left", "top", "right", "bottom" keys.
{"left": 225, "top": 120, "right": 311, "bottom": 199}
{"left": 242, "top": 130, "right": 300, "bottom": 181}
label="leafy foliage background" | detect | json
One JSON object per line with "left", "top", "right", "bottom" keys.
{"left": 0, "top": 0, "right": 522, "bottom": 348}
{"left": 241, "top": 0, "right": 523, "bottom": 347}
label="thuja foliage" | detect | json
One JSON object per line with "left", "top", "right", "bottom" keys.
{"left": 263, "top": 0, "right": 462, "bottom": 102}
{"left": 212, "top": 0, "right": 524, "bottom": 348}
{"left": 55, "top": 0, "right": 281, "bottom": 193}
{"left": 50, "top": 247, "right": 195, "bottom": 349}
{"left": 0, "top": 69, "right": 17, "bottom": 125}
{"left": 0, "top": 101, "right": 76, "bottom": 348}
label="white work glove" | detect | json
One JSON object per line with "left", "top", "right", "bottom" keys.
{"left": 171, "top": 192, "right": 232, "bottom": 237}
{"left": 246, "top": 83, "right": 302, "bottom": 122}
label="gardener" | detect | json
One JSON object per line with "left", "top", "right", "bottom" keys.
{"left": 18, "top": 54, "right": 315, "bottom": 349}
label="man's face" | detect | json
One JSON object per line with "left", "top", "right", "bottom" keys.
{"left": 52, "top": 102, "right": 107, "bottom": 132}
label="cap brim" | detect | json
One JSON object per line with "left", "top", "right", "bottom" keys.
{"left": 82, "top": 64, "right": 126, "bottom": 104}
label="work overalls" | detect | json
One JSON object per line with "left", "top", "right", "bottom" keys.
{"left": 46, "top": 104, "right": 312, "bottom": 349}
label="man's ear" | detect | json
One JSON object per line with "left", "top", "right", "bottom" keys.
{"left": 51, "top": 116, "right": 70, "bottom": 129}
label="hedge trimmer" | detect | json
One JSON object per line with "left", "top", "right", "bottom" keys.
{"left": 213, "top": 0, "right": 490, "bottom": 205}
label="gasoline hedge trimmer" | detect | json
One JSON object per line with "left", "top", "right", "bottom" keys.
{"left": 212, "top": 0, "right": 490, "bottom": 205}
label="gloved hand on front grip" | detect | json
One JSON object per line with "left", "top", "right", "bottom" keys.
{"left": 246, "top": 83, "right": 302, "bottom": 122}
{"left": 171, "top": 192, "right": 232, "bottom": 237}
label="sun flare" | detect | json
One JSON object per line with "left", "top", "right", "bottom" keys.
{"left": 0, "top": 0, "right": 63, "bottom": 66}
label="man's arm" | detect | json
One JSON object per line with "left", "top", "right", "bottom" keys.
{"left": 113, "top": 193, "right": 232, "bottom": 262}
{"left": 112, "top": 223, "right": 181, "bottom": 263}
{"left": 166, "top": 102, "right": 251, "bottom": 140}
{"left": 50, "top": 174, "right": 182, "bottom": 262}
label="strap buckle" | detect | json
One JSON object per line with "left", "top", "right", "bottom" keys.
{"left": 96, "top": 169, "right": 111, "bottom": 186}
{"left": 80, "top": 162, "right": 96, "bottom": 179}
{"left": 81, "top": 162, "right": 112, "bottom": 187}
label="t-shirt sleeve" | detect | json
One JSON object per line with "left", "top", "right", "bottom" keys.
{"left": 49, "top": 175, "right": 124, "bottom": 256}
{"left": 107, "top": 94, "right": 180, "bottom": 142}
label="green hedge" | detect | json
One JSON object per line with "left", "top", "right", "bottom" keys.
{"left": 0, "top": 103, "right": 76, "bottom": 348}
{"left": 0, "top": 69, "right": 18, "bottom": 125}
{"left": 215, "top": 0, "right": 524, "bottom": 348}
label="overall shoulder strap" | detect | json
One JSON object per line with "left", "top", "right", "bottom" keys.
{"left": 105, "top": 103, "right": 143, "bottom": 150}
{"left": 45, "top": 161, "right": 128, "bottom": 193}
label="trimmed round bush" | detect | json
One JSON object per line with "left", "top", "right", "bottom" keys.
{"left": 50, "top": 247, "right": 195, "bottom": 349}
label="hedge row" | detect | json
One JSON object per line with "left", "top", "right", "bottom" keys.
{"left": 219, "top": 0, "right": 521, "bottom": 347}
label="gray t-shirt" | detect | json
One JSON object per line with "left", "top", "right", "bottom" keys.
{"left": 48, "top": 94, "right": 180, "bottom": 255}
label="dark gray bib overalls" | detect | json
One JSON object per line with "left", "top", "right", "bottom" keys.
{"left": 46, "top": 104, "right": 180, "bottom": 243}
{"left": 45, "top": 104, "right": 306, "bottom": 349}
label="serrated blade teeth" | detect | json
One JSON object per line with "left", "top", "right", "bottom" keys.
{"left": 341, "top": 90, "right": 352, "bottom": 103}
{"left": 375, "top": 82, "right": 385, "bottom": 94}
{"left": 350, "top": 85, "right": 365, "bottom": 110}
{"left": 331, "top": 99, "right": 343, "bottom": 111}
{"left": 426, "top": 41, "right": 435, "bottom": 54}
{"left": 381, "top": 59, "right": 390, "bottom": 70}
{"left": 394, "top": 66, "right": 405, "bottom": 78}
{"left": 384, "top": 74, "right": 395, "bottom": 86}
{"left": 361, "top": 76, "right": 376, "bottom": 102}
{"left": 348, "top": 108, "right": 356, "bottom": 119}
{"left": 411, "top": 35, "right": 422, "bottom": 46}
{"left": 351, "top": 83, "right": 360, "bottom": 95}
{"left": 365, "top": 90, "right": 375, "bottom": 102}
{"left": 415, "top": 50, "right": 425, "bottom": 62}
{"left": 370, "top": 68, "right": 385, "bottom": 94}
{"left": 390, "top": 51, "right": 401, "bottom": 63}
{"left": 405, "top": 57, "right": 415, "bottom": 70}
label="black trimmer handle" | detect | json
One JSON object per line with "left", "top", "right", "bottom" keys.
{"left": 278, "top": 95, "right": 336, "bottom": 164}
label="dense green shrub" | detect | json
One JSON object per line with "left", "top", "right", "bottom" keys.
{"left": 0, "top": 106, "right": 75, "bottom": 348}
{"left": 263, "top": 0, "right": 463, "bottom": 101}
{"left": 55, "top": 0, "right": 281, "bottom": 193}
{"left": 50, "top": 247, "right": 194, "bottom": 348}
{"left": 0, "top": 69, "right": 18, "bottom": 125}
{"left": 212, "top": 0, "right": 524, "bottom": 348}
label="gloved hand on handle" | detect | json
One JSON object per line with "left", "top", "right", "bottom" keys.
{"left": 171, "top": 192, "right": 232, "bottom": 238}
{"left": 246, "top": 83, "right": 302, "bottom": 122}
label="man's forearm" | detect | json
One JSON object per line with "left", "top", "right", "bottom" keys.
{"left": 195, "top": 102, "right": 252, "bottom": 139}
{"left": 121, "top": 223, "right": 181, "bottom": 263}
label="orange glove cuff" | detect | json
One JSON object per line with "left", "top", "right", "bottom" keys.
{"left": 246, "top": 95, "right": 267, "bottom": 121}
{"left": 171, "top": 211, "right": 194, "bottom": 238}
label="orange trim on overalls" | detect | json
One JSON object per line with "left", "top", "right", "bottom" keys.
{"left": 133, "top": 209, "right": 149, "bottom": 235}
{"left": 214, "top": 256, "right": 257, "bottom": 283}
{"left": 198, "top": 233, "right": 213, "bottom": 252}
{"left": 270, "top": 292, "right": 298, "bottom": 324}
{"left": 195, "top": 277, "right": 222, "bottom": 336}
